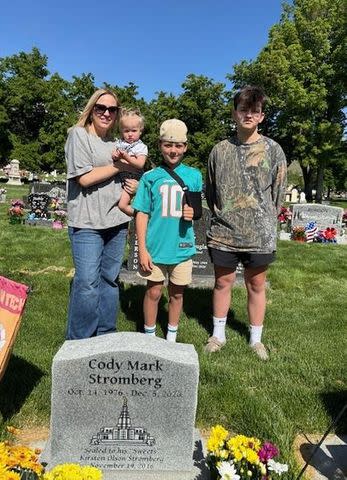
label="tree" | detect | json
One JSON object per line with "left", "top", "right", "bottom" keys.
{"left": 230, "top": 0, "right": 346, "bottom": 202}
{"left": 0, "top": 47, "right": 49, "bottom": 170}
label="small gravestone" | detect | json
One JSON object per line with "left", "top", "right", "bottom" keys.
{"left": 291, "top": 204, "right": 343, "bottom": 233}
{"left": 27, "top": 193, "right": 51, "bottom": 217}
{"left": 42, "top": 333, "right": 207, "bottom": 480}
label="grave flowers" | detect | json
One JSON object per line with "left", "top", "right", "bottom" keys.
{"left": 52, "top": 210, "right": 67, "bottom": 229}
{"left": 206, "top": 425, "right": 288, "bottom": 480}
{"left": 290, "top": 226, "right": 306, "bottom": 242}
{"left": 8, "top": 200, "right": 25, "bottom": 225}
{"left": 0, "top": 440, "right": 44, "bottom": 479}
{"left": 277, "top": 206, "right": 291, "bottom": 226}
{"left": 315, "top": 227, "right": 337, "bottom": 243}
{"left": 0, "top": 440, "right": 103, "bottom": 480}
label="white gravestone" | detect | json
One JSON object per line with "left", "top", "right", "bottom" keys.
{"left": 42, "top": 333, "right": 208, "bottom": 480}
{"left": 6, "top": 159, "right": 22, "bottom": 186}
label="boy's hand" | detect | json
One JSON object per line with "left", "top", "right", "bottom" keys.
{"left": 182, "top": 204, "right": 194, "bottom": 221}
{"left": 139, "top": 249, "right": 153, "bottom": 272}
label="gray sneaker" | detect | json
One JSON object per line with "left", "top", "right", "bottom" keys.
{"left": 251, "top": 342, "right": 269, "bottom": 360}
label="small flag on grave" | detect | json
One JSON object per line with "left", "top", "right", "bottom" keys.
{"left": 305, "top": 221, "right": 318, "bottom": 243}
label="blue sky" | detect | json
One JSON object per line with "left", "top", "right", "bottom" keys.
{"left": 0, "top": 0, "right": 287, "bottom": 101}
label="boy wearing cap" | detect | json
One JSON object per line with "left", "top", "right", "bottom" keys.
{"left": 205, "top": 85, "right": 287, "bottom": 359}
{"left": 133, "top": 119, "right": 202, "bottom": 342}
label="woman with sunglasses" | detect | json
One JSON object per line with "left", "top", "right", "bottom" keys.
{"left": 65, "top": 88, "right": 137, "bottom": 339}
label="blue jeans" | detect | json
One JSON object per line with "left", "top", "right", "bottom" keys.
{"left": 67, "top": 224, "right": 128, "bottom": 339}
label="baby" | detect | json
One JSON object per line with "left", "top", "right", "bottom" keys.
{"left": 112, "top": 108, "right": 148, "bottom": 216}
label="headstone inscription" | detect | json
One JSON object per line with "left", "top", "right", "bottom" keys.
{"left": 27, "top": 193, "right": 51, "bottom": 218}
{"left": 291, "top": 204, "right": 343, "bottom": 233}
{"left": 42, "top": 333, "right": 206, "bottom": 480}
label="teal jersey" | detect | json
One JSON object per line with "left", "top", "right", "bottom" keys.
{"left": 133, "top": 163, "right": 202, "bottom": 264}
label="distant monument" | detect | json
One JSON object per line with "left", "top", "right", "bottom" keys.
{"left": 7, "top": 159, "right": 22, "bottom": 186}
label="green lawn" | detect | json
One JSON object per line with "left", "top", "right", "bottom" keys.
{"left": 0, "top": 184, "right": 346, "bottom": 479}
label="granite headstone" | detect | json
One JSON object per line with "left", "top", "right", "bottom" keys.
{"left": 291, "top": 203, "right": 343, "bottom": 233}
{"left": 125, "top": 208, "right": 244, "bottom": 287}
{"left": 42, "top": 333, "right": 206, "bottom": 480}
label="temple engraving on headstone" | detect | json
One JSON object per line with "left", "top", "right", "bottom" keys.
{"left": 42, "top": 333, "right": 206, "bottom": 479}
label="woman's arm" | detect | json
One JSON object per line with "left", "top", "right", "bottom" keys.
{"left": 77, "top": 161, "right": 138, "bottom": 188}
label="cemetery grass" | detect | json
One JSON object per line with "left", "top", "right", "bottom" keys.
{"left": 1, "top": 185, "right": 346, "bottom": 478}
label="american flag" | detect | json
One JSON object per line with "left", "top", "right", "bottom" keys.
{"left": 305, "top": 221, "right": 318, "bottom": 242}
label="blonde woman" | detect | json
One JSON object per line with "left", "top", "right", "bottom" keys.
{"left": 66, "top": 89, "right": 137, "bottom": 339}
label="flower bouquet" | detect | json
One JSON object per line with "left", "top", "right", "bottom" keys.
{"left": 277, "top": 207, "right": 291, "bottom": 225}
{"left": 206, "top": 426, "right": 288, "bottom": 480}
{"left": 50, "top": 197, "right": 63, "bottom": 211}
{"left": 290, "top": 226, "right": 306, "bottom": 242}
{"left": 52, "top": 209, "right": 67, "bottom": 229}
{"left": 315, "top": 227, "right": 337, "bottom": 243}
{"left": 0, "top": 442, "right": 103, "bottom": 480}
{"left": 8, "top": 200, "right": 25, "bottom": 225}
{"left": 0, "top": 441, "right": 44, "bottom": 479}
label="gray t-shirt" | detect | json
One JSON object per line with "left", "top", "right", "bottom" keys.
{"left": 66, "top": 126, "right": 130, "bottom": 229}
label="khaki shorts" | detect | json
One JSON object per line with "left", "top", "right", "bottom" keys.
{"left": 137, "top": 259, "right": 193, "bottom": 285}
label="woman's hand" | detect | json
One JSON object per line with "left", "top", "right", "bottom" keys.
{"left": 123, "top": 179, "right": 138, "bottom": 195}
{"left": 113, "top": 160, "right": 138, "bottom": 174}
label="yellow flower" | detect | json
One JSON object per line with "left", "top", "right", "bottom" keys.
{"left": 207, "top": 425, "right": 229, "bottom": 454}
{"left": 245, "top": 447, "right": 259, "bottom": 464}
{"left": 43, "top": 463, "right": 103, "bottom": 480}
{"left": 81, "top": 465, "right": 103, "bottom": 480}
{"left": 5, "top": 471, "right": 21, "bottom": 480}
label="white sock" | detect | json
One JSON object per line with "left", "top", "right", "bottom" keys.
{"left": 144, "top": 324, "right": 156, "bottom": 336}
{"left": 166, "top": 324, "right": 178, "bottom": 342}
{"left": 212, "top": 316, "right": 226, "bottom": 342}
{"left": 249, "top": 325, "right": 263, "bottom": 346}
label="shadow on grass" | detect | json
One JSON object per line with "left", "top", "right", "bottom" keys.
{"left": 183, "top": 287, "right": 249, "bottom": 340}
{"left": 0, "top": 355, "right": 44, "bottom": 421}
{"left": 320, "top": 391, "right": 347, "bottom": 434}
{"left": 119, "top": 283, "right": 168, "bottom": 335}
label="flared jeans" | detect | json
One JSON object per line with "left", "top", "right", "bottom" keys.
{"left": 66, "top": 224, "right": 128, "bottom": 339}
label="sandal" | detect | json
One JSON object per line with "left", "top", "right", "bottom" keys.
{"left": 204, "top": 336, "right": 226, "bottom": 353}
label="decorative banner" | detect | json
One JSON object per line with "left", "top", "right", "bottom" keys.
{"left": 0, "top": 276, "right": 29, "bottom": 381}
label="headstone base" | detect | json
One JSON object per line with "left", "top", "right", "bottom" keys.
{"left": 7, "top": 177, "right": 22, "bottom": 185}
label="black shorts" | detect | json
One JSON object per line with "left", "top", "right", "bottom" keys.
{"left": 209, "top": 248, "right": 276, "bottom": 271}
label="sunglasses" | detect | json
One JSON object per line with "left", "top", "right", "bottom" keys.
{"left": 94, "top": 103, "right": 119, "bottom": 115}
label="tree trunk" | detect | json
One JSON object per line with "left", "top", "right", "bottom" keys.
{"left": 301, "top": 165, "right": 314, "bottom": 203}
{"left": 315, "top": 163, "right": 325, "bottom": 204}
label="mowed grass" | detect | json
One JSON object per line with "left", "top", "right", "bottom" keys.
{"left": 0, "top": 184, "right": 346, "bottom": 478}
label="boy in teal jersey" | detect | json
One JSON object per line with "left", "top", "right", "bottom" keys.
{"left": 133, "top": 119, "right": 202, "bottom": 342}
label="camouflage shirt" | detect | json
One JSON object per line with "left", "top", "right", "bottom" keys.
{"left": 206, "top": 135, "right": 287, "bottom": 253}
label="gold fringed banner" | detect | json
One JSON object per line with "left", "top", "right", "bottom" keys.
{"left": 0, "top": 275, "right": 29, "bottom": 380}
